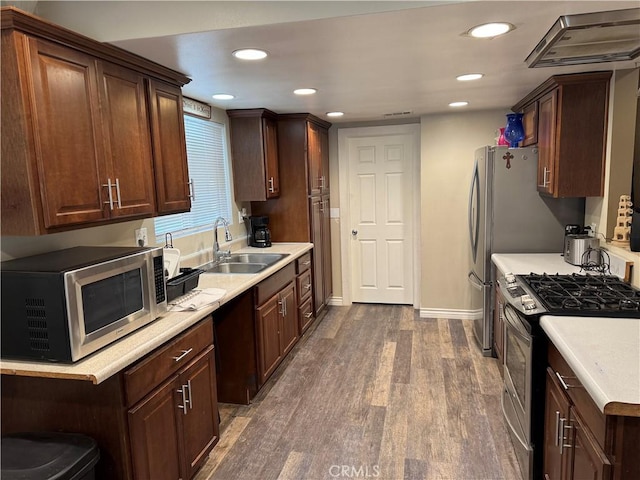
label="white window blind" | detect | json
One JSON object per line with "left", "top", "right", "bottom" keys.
{"left": 154, "top": 115, "right": 232, "bottom": 242}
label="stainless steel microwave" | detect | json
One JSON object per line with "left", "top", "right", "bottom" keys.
{"left": 1, "top": 246, "right": 167, "bottom": 363}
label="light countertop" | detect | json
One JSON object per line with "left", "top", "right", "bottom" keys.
{"left": 491, "top": 253, "right": 583, "bottom": 276}
{"left": 0, "top": 243, "right": 313, "bottom": 384}
{"left": 541, "top": 316, "right": 640, "bottom": 417}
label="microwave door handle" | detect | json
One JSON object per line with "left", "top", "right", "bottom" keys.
{"left": 503, "top": 304, "right": 531, "bottom": 342}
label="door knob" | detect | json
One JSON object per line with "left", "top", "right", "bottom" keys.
{"left": 352, "top": 230, "right": 358, "bottom": 236}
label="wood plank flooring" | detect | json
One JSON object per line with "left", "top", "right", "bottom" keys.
{"left": 195, "top": 304, "right": 520, "bottom": 480}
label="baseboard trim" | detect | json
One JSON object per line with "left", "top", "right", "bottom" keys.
{"left": 327, "top": 297, "right": 344, "bottom": 306}
{"left": 419, "top": 308, "right": 482, "bottom": 320}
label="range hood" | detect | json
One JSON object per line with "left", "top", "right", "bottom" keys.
{"left": 526, "top": 8, "right": 640, "bottom": 67}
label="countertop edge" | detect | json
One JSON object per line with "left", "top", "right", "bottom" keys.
{"left": 0, "top": 243, "right": 313, "bottom": 384}
{"left": 541, "top": 316, "right": 640, "bottom": 418}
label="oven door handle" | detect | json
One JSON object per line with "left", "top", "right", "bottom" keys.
{"left": 503, "top": 303, "right": 531, "bottom": 343}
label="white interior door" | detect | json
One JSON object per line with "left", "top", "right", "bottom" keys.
{"left": 347, "top": 132, "right": 415, "bottom": 304}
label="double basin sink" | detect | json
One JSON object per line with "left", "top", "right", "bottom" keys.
{"left": 203, "top": 253, "right": 289, "bottom": 274}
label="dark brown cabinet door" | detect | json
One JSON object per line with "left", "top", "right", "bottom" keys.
{"left": 263, "top": 116, "right": 280, "bottom": 198}
{"left": 537, "top": 90, "right": 557, "bottom": 196}
{"left": 98, "top": 61, "right": 156, "bottom": 218}
{"left": 279, "top": 283, "right": 298, "bottom": 356}
{"left": 569, "top": 410, "right": 611, "bottom": 480}
{"left": 228, "top": 109, "right": 280, "bottom": 201}
{"left": 521, "top": 101, "right": 538, "bottom": 147}
{"left": 310, "top": 196, "right": 324, "bottom": 314}
{"left": 128, "top": 376, "right": 183, "bottom": 480}
{"left": 27, "top": 37, "right": 107, "bottom": 228}
{"left": 308, "top": 122, "right": 322, "bottom": 195}
{"left": 543, "top": 368, "right": 571, "bottom": 480}
{"left": 256, "top": 295, "right": 283, "bottom": 385}
{"left": 319, "top": 126, "right": 330, "bottom": 194}
{"left": 179, "top": 347, "right": 219, "bottom": 480}
{"left": 149, "top": 79, "right": 191, "bottom": 214}
{"left": 321, "top": 195, "right": 332, "bottom": 305}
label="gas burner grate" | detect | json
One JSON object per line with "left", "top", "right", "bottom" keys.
{"left": 521, "top": 273, "right": 640, "bottom": 315}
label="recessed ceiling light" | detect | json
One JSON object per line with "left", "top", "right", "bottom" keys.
{"left": 327, "top": 112, "right": 344, "bottom": 117}
{"left": 232, "top": 48, "right": 268, "bottom": 60}
{"left": 294, "top": 88, "right": 317, "bottom": 95}
{"left": 456, "top": 73, "right": 484, "bottom": 81}
{"left": 212, "top": 94, "right": 235, "bottom": 100}
{"left": 449, "top": 101, "right": 469, "bottom": 107}
{"left": 467, "top": 22, "right": 514, "bottom": 38}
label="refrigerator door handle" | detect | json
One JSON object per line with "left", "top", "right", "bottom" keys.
{"left": 468, "top": 270, "right": 485, "bottom": 290}
{"left": 468, "top": 160, "right": 480, "bottom": 263}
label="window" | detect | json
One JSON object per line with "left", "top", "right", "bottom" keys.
{"left": 154, "top": 115, "right": 232, "bottom": 242}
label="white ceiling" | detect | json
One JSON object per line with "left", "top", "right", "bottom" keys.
{"left": 34, "top": 1, "right": 640, "bottom": 123}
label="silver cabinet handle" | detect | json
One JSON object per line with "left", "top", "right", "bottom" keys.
{"left": 305, "top": 312, "right": 313, "bottom": 319}
{"left": 114, "top": 178, "right": 122, "bottom": 208}
{"left": 554, "top": 371, "right": 583, "bottom": 390}
{"left": 559, "top": 417, "right": 573, "bottom": 450}
{"left": 177, "top": 386, "right": 188, "bottom": 415}
{"left": 278, "top": 298, "right": 285, "bottom": 316}
{"left": 554, "top": 411, "right": 561, "bottom": 448}
{"left": 268, "top": 177, "right": 275, "bottom": 193}
{"left": 102, "top": 178, "right": 114, "bottom": 209}
{"left": 186, "top": 379, "right": 193, "bottom": 410}
{"left": 188, "top": 178, "right": 195, "bottom": 200}
{"left": 319, "top": 175, "right": 325, "bottom": 190}
{"left": 283, "top": 296, "right": 287, "bottom": 316}
{"left": 538, "top": 167, "right": 551, "bottom": 188}
{"left": 304, "top": 283, "right": 312, "bottom": 291}
{"left": 173, "top": 348, "right": 193, "bottom": 362}
{"left": 302, "top": 260, "right": 311, "bottom": 266}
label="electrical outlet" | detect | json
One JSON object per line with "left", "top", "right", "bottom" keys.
{"left": 588, "top": 223, "right": 597, "bottom": 237}
{"left": 135, "top": 228, "right": 148, "bottom": 247}
{"left": 238, "top": 207, "right": 247, "bottom": 223}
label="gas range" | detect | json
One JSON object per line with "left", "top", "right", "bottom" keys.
{"left": 500, "top": 273, "right": 640, "bottom": 318}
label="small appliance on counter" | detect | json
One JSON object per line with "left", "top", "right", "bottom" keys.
{"left": 563, "top": 224, "right": 601, "bottom": 266}
{"left": 247, "top": 215, "right": 272, "bottom": 248}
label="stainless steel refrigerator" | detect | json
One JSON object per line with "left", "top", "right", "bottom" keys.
{"left": 467, "top": 146, "right": 584, "bottom": 356}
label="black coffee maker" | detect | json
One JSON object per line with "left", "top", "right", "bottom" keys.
{"left": 247, "top": 215, "right": 272, "bottom": 248}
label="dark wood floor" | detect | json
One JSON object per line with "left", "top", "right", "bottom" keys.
{"left": 194, "top": 304, "right": 520, "bottom": 480}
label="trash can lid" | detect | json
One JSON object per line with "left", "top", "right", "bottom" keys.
{"left": 1, "top": 432, "right": 100, "bottom": 480}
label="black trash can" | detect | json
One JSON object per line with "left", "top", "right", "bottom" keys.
{"left": 1, "top": 432, "right": 100, "bottom": 480}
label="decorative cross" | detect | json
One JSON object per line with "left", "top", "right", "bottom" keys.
{"left": 503, "top": 151, "right": 514, "bottom": 169}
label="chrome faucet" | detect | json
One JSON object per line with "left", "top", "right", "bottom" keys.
{"left": 213, "top": 216, "right": 232, "bottom": 263}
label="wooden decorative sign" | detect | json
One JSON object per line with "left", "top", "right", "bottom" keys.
{"left": 183, "top": 97, "right": 211, "bottom": 119}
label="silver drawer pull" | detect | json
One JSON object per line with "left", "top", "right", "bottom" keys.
{"left": 102, "top": 178, "right": 114, "bottom": 210}
{"left": 555, "top": 371, "right": 583, "bottom": 390}
{"left": 305, "top": 312, "right": 313, "bottom": 319}
{"left": 177, "top": 386, "right": 188, "bottom": 415}
{"left": 304, "top": 283, "right": 312, "bottom": 290}
{"left": 302, "top": 261, "right": 311, "bottom": 266}
{"left": 173, "top": 348, "right": 193, "bottom": 362}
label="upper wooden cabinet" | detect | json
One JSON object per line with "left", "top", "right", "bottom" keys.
{"left": 512, "top": 71, "right": 612, "bottom": 198}
{"left": 0, "top": 7, "right": 191, "bottom": 235}
{"left": 227, "top": 108, "right": 280, "bottom": 201}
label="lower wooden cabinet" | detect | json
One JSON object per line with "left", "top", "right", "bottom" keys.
{"left": 541, "top": 343, "right": 640, "bottom": 480}
{"left": 1, "top": 318, "right": 219, "bottom": 480}
{"left": 129, "top": 347, "right": 218, "bottom": 480}
{"left": 256, "top": 282, "right": 298, "bottom": 385}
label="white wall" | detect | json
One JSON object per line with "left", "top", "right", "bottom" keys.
{"left": 420, "top": 109, "right": 509, "bottom": 312}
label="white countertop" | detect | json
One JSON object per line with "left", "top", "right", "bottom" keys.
{"left": 0, "top": 243, "right": 313, "bottom": 384}
{"left": 492, "top": 253, "right": 584, "bottom": 276}
{"left": 541, "top": 316, "right": 640, "bottom": 417}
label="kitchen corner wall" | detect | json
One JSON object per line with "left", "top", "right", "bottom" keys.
{"left": 420, "top": 110, "right": 511, "bottom": 314}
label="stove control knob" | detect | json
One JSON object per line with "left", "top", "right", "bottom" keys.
{"left": 521, "top": 294, "right": 536, "bottom": 311}
{"left": 505, "top": 273, "right": 516, "bottom": 285}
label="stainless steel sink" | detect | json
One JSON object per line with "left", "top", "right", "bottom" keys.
{"left": 226, "top": 253, "right": 289, "bottom": 265}
{"left": 205, "top": 262, "right": 268, "bottom": 274}
{"left": 202, "top": 253, "right": 289, "bottom": 274}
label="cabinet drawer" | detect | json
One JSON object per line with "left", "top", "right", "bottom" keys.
{"left": 124, "top": 318, "right": 213, "bottom": 407}
{"left": 255, "top": 262, "right": 295, "bottom": 306}
{"left": 298, "top": 296, "right": 314, "bottom": 334}
{"left": 548, "top": 342, "right": 606, "bottom": 448}
{"left": 296, "top": 252, "right": 312, "bottom": 274}
{"left": 296, "top": 269, "right": 312, "bottom": 304}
